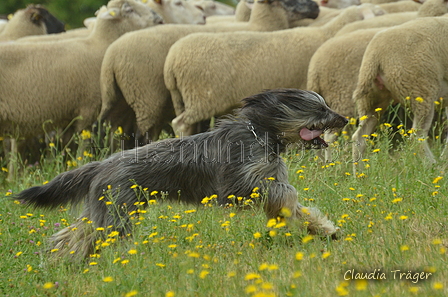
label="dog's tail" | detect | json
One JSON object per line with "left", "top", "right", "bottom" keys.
{"left": 14, "top": 161, "right": 101, "bottom": 209}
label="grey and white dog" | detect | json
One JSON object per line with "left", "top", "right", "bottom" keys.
{"left": 16, "top": 89, "right": 348, "bottom": 259}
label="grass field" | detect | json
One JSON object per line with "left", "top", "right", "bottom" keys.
{"left": 0, "top": 119, "right": 447, "bottom": 297}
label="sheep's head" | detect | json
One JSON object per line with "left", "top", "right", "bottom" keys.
{"left": 280, "top": 0, "right": 320, "bottom": 21}
{"left": 101, "top": 0, "right": 164, "bottom": 31}
{"left": 28, "top": 5, "right": 65, "bottom": 34}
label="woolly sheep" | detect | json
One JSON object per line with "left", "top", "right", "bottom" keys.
{"left": 351, "top": 17, "right": 448, "bottom": 166}
{"left": 145, "top": 0, "right": 206, "bottom": 24}
{"left": 336, "top": 0, "right": 446, "bottom": 36}
{"left": 164, "top": 4, "right": 385, "bottom": 135}
{"left": 192, "top": 0, "right": 236, "bottom": 16}
{"left": 0, "top": 5, "right": 65, "bottom": 42}
{"left": 99, "top": 0, "right": 320, "bottom": 140}
{"left": 308, "top": 0, "right": 448, "bottom": 161}
{"left": 307, "top": 28, "right": 383, "bottom": 161}
{"left": 0, "top": 0, "right": 162, "bottom": 177}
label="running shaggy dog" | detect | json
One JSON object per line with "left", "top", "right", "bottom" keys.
{"left": 15, "top": 89, "right": 348, "bottom": 259}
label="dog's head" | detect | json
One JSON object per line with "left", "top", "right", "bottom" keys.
{"left": 240, "top": 89, "right": 348, "bottom": 149}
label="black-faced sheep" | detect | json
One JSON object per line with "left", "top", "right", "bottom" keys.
{"left": 164, "top": 4, "right": 384, "bottom": 135}
{"left": 0, "top": 5, "right": 65, "bottom": 42}
{"left": 99, "top": 0, "right": 320, "bottom": 140}
{"left": 351, "top": 17, "right": 448, "bottom": 166}
{"left": 0, "top": 0, "right": 163, "bottom": 179}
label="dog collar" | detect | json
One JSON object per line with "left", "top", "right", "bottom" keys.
{"left": 246, "top": 121, "right": 279, "bottom": 158}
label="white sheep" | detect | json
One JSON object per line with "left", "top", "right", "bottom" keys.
{"left": 0, "top": 0, "right": 162, "bottom": 179}
{"left": 307, "top": 28, "right": 383, "bottom": 161}
{"left": 351, "top": 16, "right": 448, "bottom": 166}
{"left": 191, "top": 0, "right": 236, "bottom": 16}
{"left": 307, "top": 0, "right": 448, "bottom": 161}
{"left": 145, "top": 0, "right": 206, "bottom": 24}
{"left": 336, "top": 0, "right": 445, "bottom": 36}
{"left": 99, "top": 0, "right": 320, "bottom": 139}
{"left": 164, "top": 4, "right": 384, "bottom": 135}
{"left": 0, "top": 5, "right": 65, "bottom": 42}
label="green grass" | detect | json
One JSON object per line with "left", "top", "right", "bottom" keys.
{"left": 0, "top": 119, "right": 447, "bottom": 297}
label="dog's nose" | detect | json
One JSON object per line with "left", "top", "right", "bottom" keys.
{"left": 343, "top": 117, "right": 349, "bottom": 125}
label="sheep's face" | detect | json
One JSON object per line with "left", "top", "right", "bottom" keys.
{"left": 102, "top": 0, "right": 164, "bottom": 31}
{"left": 31, "top": 5, "right": 66, "bottom": 34}
{"left": 281, "top": 0, "right": 320, "bottom": 22}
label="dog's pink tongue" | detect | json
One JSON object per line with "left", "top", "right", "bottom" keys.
{"left": 300, "top": 128, "right": 323, "bottom": 141}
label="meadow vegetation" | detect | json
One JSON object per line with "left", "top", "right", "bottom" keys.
{"left": 0, "top": 109, "right": 447, "bottom": 297}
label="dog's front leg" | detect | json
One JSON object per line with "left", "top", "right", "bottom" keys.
{"left": 264, "top": 182, "right": 339, "bottom": 237}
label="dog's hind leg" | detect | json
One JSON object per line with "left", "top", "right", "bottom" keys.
{"left": 264, "top": 182, "right": 339, "bottom": 237}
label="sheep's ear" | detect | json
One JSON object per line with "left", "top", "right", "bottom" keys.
{"left": 98, "top": 8, "right": 120, "bottom": 19}
{"left": 31, "top": 11, "right": 43, "bottom": 22}
{"left": 95, "top": 5, "right": 107, "bottom": 16}
{"left": 154, "top": 0, "right": 164, "bottom": 5}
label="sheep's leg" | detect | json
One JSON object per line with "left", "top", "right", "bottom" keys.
{"left": 324, "top": 131, "right": 339, "bottom": 163}
{"left": 411, "top": 100, "right": 436, "bottom": 163}
{"left": 442, "top": 108, "right": 448, "bottom": 158}
{"left": 352, "top": 115, "right": 377, "bottom": 173}
{"left": 6, "top": 138, "right": 18, "bottom": 182}
{"left": 264, "top": 182, "right": 338, "bottom": 236}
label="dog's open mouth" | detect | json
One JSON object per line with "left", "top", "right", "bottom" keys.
{"left": 300, "top": 128, "right": 328, "bottom": 148}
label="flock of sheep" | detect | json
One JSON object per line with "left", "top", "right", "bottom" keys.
{"left": 1, "top": 0, "right": 448, "bottom": 179}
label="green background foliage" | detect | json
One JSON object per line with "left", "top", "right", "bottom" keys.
{"left": 0, "top": 0, "right": 237, "bottom": 29}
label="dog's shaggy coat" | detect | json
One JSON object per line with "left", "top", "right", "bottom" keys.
{"left": 16, "top": 89, "right": 348, "bottom": 259}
